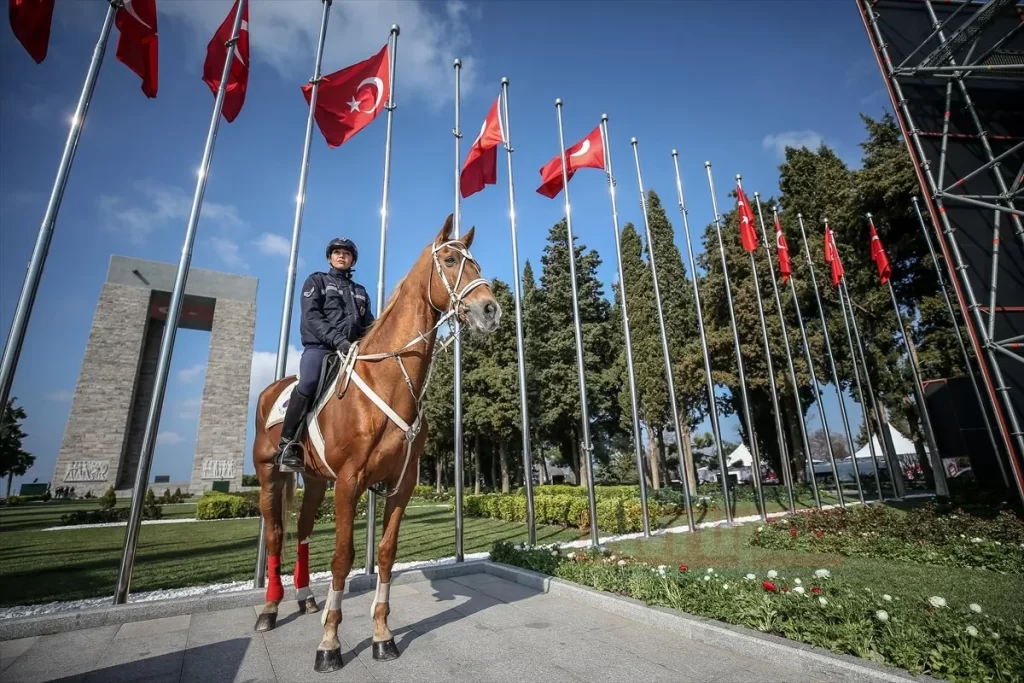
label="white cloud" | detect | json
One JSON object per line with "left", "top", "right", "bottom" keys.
{"left": 249, "top": 344, "right": 302, "bottom": 404}
{"left": 209, "top": 236, "right": 249, "bottom": 271}
{"left": 178, "top": 364, "right": 206, "bottom": 384}
{"left": 256, "top": 233, "right": 291, "bottom": 258}
{"left": 175, "top": 397, "right": 202, "bottom": 420}
{"left": 98, "top": 180, "right": 246, "bottom": 245}
{"left": 157, "top": 431, "right": 184, "bottom": 445}
{"left": 45, "top": 390, "right": 74, "bottom": 402}
{"left": 762, "top": 131, "right": 825, "bottom": 160}
{"left": 154, "top": 0, "right": 480, "bottom": 109}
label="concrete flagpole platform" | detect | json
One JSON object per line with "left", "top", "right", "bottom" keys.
{"left": 0, "top": 561, "right": 938, "bottom": 683}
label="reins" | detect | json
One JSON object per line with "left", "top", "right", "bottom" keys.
{"left": 331, "top": 237, "right": 488, "bottom": 497}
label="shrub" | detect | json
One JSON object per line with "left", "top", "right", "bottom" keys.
{"left": 98, "top": 487, "right": 117, "bottom": 510}
{"left": 58, "top": 499, "right": 163, "bottom": 526}
{"left": 490, "top": 541, "right": 1024, "bottom": 683}
{"left": 195, "top": 492, "right": 260, "bottom": 520}
{"left": 464, "top": 492, "right": 661, "bottom": 534}
{"left": 413, "top": 485, "right": 452, "bottom": 503}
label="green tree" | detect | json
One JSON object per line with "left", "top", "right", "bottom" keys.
{"left": 0, "top": 397, "right": 34, "bottom": 499}
{"left": 422, "top": 341, "right": 455, "bottom": 492}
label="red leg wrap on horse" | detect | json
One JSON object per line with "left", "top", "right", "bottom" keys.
{"left": 294, "top": 542, "right": 310, "bottom": 589}
{"left": 267, "top": 555, "right": 284, "bottom": 602}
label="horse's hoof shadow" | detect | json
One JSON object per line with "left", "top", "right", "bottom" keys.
{"left": 372, "top": 638, "right": 400, "bottom": 661}
{"left": 298, "top": 597, "right": 319, "bottom": 614}
{"left": 314, "top": 647, "right": 344, "bottom": 673}
{"left": 254, "top": 612, "right": 277, "bottom": 632}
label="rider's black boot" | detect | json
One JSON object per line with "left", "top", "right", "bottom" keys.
{"left": 275, "top": 389, "right": 311, "bottom": 473}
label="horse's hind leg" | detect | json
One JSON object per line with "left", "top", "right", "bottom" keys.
{"left": 371, "top": 456, "right": 420, "bottom": 661}
{"left": 295, "top": 477, "right": 327, "bottom": 614}
{"left": 313, "top": 486, "right": 358, "bottom": 673}
{"left": 254, "top": 467, "right": 292, "bottom": 632}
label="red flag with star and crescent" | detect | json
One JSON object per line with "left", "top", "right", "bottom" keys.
{"left": 304, "top": 43, "right": 390, "bottom": 149}
{"left": 460, "top": 95, "right": 505, "bottom": 199}
{"left": 824, "top": 224, "right": 845, "bottom": 288}
{"left": 115, "top": 0, "right": 159, "bottom": 98}
{"left": 736, "top": 184, "right": 759, "bottom": 252}
{"left": 202, "top": 0, "right": 249, "bottom": 123}
{"left": 869, "top": 222, "right": 891, "bottom": 285}
{"left": 774, "top": 213, "right": 792, "bottom": 283}
{"left": 536, "top": 125, "right": 604, "bottom": 199}
{"left": 9, "top": 0, "right": 54, "bottom": 63}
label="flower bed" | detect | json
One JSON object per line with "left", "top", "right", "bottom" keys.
{"left": 490, "top": 540, "right": 1024, "bottom": 683}
{"left": 749, "top": 503, "right": 1024, "bottom": 574}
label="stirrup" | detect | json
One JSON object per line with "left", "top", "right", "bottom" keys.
{"left": 277, "top": 443, "right": 306, "bottom": 473}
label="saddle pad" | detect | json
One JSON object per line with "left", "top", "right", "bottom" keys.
{"left": 265, "top": 368, "right": 343, "bottom": 478}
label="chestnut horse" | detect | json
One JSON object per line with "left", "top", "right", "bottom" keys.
{"left": 251, "top": 216, "right": 500, "bottom": 672}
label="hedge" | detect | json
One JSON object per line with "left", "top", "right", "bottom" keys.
{"left": 464, "top": 492, "right": 662, "bottom": 534}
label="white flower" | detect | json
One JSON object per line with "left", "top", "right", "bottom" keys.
{"left": 969, "top": 603, "right": 982, "bottom": 613}
{"left": 819, "top": 597, "right": 828, "bottom": 606}
{"left": 814, "top": 569, "right": 831, "bottom": 579}
{"left": 767, "top": 570, "right": 778, "bottom": 579}
{"left": 876, "top": 610, "right": 889, "bottom": 622}
{"left": 971, "top": 537, "right": 982, "bottom": 543}
{"left": 757, "top": 526, "right": 764, "bottom": 532}
{"left": 960, "top": 534, "right": 966, "bottom": 538}
{"left": 928, "top": 596, "right": 947, "bottom": 609}
{"left": 966, "top": 626, "right": 978, "bottom": 637}
{"left": 793, "top": 586, "right": 805, "bottom": 595}
{"left": 610, "top": 555, "right": 617, "bottom": 561}
{"left": 658, "top": 565, "right": 667, "bottom": 571}
{"left": 745, "top": 573, "right": 756, "bottom": 580}
{"left": 551, "top": 550, "right": 558, "bottom": 556}
{"left": 703, "top": 575, "right": 710, "bottom": 582}
{"left": 991, "top": 632, "right": 1000, "bottom": 639}
{"left": 794, "top": 578, "right": 802, "bottom": 585}
{"left": 617, "top": 559, "right": 626, "bottom": 566}
{"left": 722, "top": 584, "right": 729, "bottom": 590}
{"left": 882, "top": 594, "right": 892, "bottom": 602}
{"left": 706, "top": 568, "right": 714, "bottom": 573}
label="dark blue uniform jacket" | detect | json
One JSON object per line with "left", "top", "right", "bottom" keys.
{"left": 299, "top": 268, "right": 375, "bottom": 353}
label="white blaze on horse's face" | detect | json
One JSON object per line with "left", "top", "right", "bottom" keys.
{"left": 429, "top": 223, "right": 501, "bottom": 335}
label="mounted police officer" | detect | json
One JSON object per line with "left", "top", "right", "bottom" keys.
{"left": 275, "top": 237, "right": 375, "bottom": 473}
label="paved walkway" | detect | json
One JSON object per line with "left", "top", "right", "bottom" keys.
{"left": 0, "top": 571, "right": 874, "bottom": 683}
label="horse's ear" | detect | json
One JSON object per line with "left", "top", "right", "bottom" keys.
{"left": 439, "top": 213, "right": 454, "bottom": 242}
{"left": 463, "top": 225, "right": 476, "bottom": 249}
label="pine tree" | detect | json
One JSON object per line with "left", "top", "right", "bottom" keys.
{"left": 0, "top": 398, "right": 34, "bottom": 499}
{"left": 423, "top": 342, "right": 455, "bottom": 492}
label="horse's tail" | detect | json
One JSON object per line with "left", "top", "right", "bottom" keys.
{"left": 280, "top": 471, "right": 296, "bottom": 564}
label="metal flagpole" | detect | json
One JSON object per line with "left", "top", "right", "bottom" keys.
{"left": 452, "top": 59, "right": 466, "bottom": 561}
{"left": 795, "top": 215, "right": 859, "bottom": 504}
{"left": 841, "top": 281, "right": 902, "bottom": 498}
{"left": 911, "top": 197, "right": 1007, "bottom": 487}
{"left": 255, "top": 0, "right": 333, "bottom": 588}
{"left": 603, "top": 118, "right": 650, "bottom": 537}
{"left": 365, "top": 25, "right": 401, "bottom": 576}
{"left": 632, "top": 138, "right": 694, "bottom": 532}
{"left": 671, "top": 151, "right": 733, "bottom": 524}
{"left": 780, "top": 213, "right": 828, "bottom": 507}
{"left": 753, "top": 194, "right": 807, "bottom": 510}
{"left": 554, "top": 99, "right": 599, "bottom": 546}
{"left": 0, "top": 3, "right": 117, "bottom": 413}
{"left": 703, "top": 162, "right": 766, "bottom": 521}
{"left": 114, "top": 0, "right": 248, "bottom": 605}
{"left": 737, "top": 176, "right": 794, "bottom": 513}
{"left": 500, "top": 78, "right": 536, "bottom": 544}
{"left": 835, "top": 279, "right": 884, "bottom": 501}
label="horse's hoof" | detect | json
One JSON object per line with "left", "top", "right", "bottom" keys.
{"left": 372, "top": 638, "right": 400, "bottom": 661}
{"left": 313, "top": 648, "right": 344, "bottom": 673}
{"left": 298, "top": 596, "right": 319, "bottom": 614}
{"left": 254, "top": 611, "right": 277, "bottom": 632}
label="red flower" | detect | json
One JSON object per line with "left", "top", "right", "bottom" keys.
{"left": 815, "top": 531, "right": 824, "bottom": 539}
{"left": 782, "top": 586, "right": 790, "bottom": 593}
{"left": 790, "top": 528, "right": 798, "bottom": 538}
{"left": 811, "top": 587, "right": 822, "bottom": 595}
{"left": 762, "top": 581, "right": 777, "bottom": 592}
{"left": 678, "top": 564, "right": 688, "bottom": 572}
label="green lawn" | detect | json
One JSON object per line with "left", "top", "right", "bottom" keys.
{"left": 653, "top": 486, "right": 844, "bottom": 529}
{"left": 0, "top": 501, "right": 580, "bottom": 607}
{"left": 606, "top": 512, "right": 1024, "bottom": 626}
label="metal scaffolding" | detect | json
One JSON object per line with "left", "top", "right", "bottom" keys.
{"left": 856, "top": 0, "right": 1024, "bottom": 505}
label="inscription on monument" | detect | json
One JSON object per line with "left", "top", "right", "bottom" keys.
{"left": 64, "top": 460, "right": 110, "bottom": 482}
{"left": 201, "top": 458, "right": 235, "bottom": 480}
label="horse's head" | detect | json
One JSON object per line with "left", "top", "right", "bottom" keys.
{"left": 427, "top": 214, "right": 501, "bottom": 334}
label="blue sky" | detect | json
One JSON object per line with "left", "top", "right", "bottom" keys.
{"left": 0, "top": 0, "right": 894, "bottom": 489}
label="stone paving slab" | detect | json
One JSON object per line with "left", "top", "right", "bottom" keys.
{"left": 0, "top": 561, "right": 937, "bottom": 683}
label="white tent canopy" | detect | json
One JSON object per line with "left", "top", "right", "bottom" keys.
{"left": 854, "top": 423, "right": 926, "bottom": 461}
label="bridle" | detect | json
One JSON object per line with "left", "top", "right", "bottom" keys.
{"left": 328, "top": 237, "right": 489, "bottom": 497}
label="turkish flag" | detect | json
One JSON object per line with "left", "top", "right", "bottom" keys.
{"left": 9, "top": 0, "right": 53, "bottom": 63}
{"left": 774, "top": 213, "right": 792, "bottom": 284}
{"left": 536, "top": 124, "right": 604, "bottom": 199}
{"left": 824, "top": 224, "right": 844, "bottom": 288}
{"left": 304, "top": 43, "right": 390, "bottom": 149}
{"left": 460, "top": 95, "right": 504, "bottom": 198}
{"left": 736, "top": 184, "right": 759, "bottom": 252}
{"left": 202, "top": 0, "right": 249, "bottom": 123}
{"left": 115, "top": 0, "right": 158, "bottom": 98}
{"left": 869, "top": 223, "right": 891, "bottom": 285}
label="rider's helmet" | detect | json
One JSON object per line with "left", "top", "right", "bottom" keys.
{"left": 325, "top": 237, "right": 358, "bottom": 265}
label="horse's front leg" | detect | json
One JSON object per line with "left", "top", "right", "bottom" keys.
{"left": 371, "top": 452, "right": 419, "bottom": 661}
{"left": 295, "top": 477, "right": 327, "bottom": 614}
{"left": 313, "top": 486, "right": 358, "bottom": 673}
{"left": 254, "top": 467, "right": 289, "bottom": 632}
